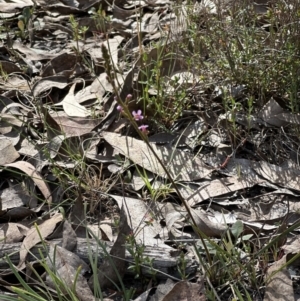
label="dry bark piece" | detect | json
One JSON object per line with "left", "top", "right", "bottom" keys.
{"left": 0, "top": 237, "right": 198, "bottom": 280}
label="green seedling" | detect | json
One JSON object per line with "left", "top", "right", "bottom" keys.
{"left": 17, "top": 7, "right": 33, "bottom": 39}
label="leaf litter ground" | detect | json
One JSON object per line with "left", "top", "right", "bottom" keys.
{"left": 0, "top": 0, "right": 300, "bottom": 300}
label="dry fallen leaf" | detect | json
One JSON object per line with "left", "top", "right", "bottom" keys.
{"left": 264, "top": 255, "right": 294, "bottom": 301}
{"left": 47, "top": 263, "right": 95, "bottom": 301}
{"left": 62, "top": 220, "right": 77, "bottom": 252}
{"left": 251, "top": 161, "right": 300, "bottom": 192}
{"left": 149, "top": 278, "right": 205, "bottom": 301}
{"left": 0, "top": 1, "right": 33, "bottom": 12}
{"left": 4, "top": 161, "right": 52, "bottom": 204}
{"left": 102, "top": 131, "right": 213, "bottom": 181}
{"left": 18, "top": 213, "right": 63, "bottom": 270}
{"left": 0, "top": 0, "right": 299, "bottom": 299}
{"left": 62, "top": 82, "right": 90, "bottom": 117}
{"left": 0, "top": 183, "right": 36, "bottom": 220}
{"left": 32, "top": 75, "right": 69, "bottom": 97}
{"left": 0, "top": 223, "right": 28, "bottom": 243}
{"left": 41, "top": 53, "right": 77, "bottom": 77}
{"left": 185, "top": 174, "right": 264, "bottom": 206}
{"left": 110, "top": 194, "right": 166, "bottom": 247}
{"left": 282, "top": 236, "right": 300, "bottom": 255}
{"left": 0, "top": 139, "right": 20, "bottom": 165}
{"left": 45, "top": 244, "right": 92, "bottom": 301}
{"left": 49, "top": 110, "right": 102, "bottom": 137}
{"left": 161, "top": 280, "right": 206, "bottom": 301}
{"left": 88, "top": 203, "right": 131, "bottom": 290}
{"left": 258, "top": 98, "right": 288, "bottom": 127}
{"left": 163, "top": 202, "right": 192, "bottom": 240}
{"left": 190, "top": 208, "right": 227, "bottom": 237}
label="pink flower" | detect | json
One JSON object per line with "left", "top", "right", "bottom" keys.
{"left": 126, "top": 94, "right": 132, "bottom": 100}
{"left": 138, "top": 125, "right": 149, "bottom": 133}
{"left": 117, "top": 105, "right": 123, "bottom": 112}
{"left": 132, "top": 110, "right": 143, "bottom": 121}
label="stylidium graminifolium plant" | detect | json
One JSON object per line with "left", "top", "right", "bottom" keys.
{"left": 116, "top": 94, "right": 149, "bottom": 135}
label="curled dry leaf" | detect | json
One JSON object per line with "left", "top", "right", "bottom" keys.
{"left": 12, "top": 40, "right": 55, "bottom": 61}
{"left": 62, "top": 82, "right": 90, "bottom": 117}
{"left": 164, "top": 202, "right": 192, "bottom": 240}
{"left": 189, "top": 208, "right": 227, "bottom": 237}
{"left": 0, "top": 1, "right": 33, "bottom": 12}
{"left": 0, "top": 223, "right": 29, "bottom": 243}
{"left": 18, "top": 213, "right": 64, "bottom": 270}
{"left": 32, "top": 75, "right": 69, "bottom": 97}
{"left": 0, "top": 113, "right": 25, "bottom": 133}
{"left": 4, "top": 161, "right": 52, "bottom": 204}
